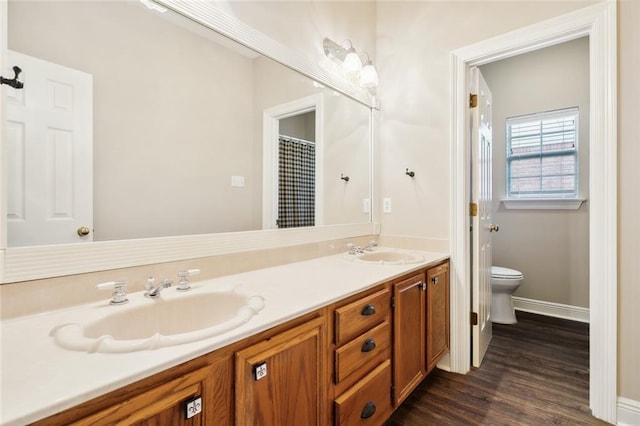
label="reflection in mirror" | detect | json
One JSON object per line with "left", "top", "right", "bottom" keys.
{"left": 5, "top": 0, "right": 371, "bottom": 247}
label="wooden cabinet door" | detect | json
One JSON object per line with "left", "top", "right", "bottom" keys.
{"left": 72, "top": 366, "right": 212, "bottom": 426}
{"left": 235, "top": 316, "right": 326, "bottom": 426}
{"left": 392, "top": 272, "right": 426, "bottom": 406}
{"left": 426, "top": 262, "right": 450, "bottom": 373}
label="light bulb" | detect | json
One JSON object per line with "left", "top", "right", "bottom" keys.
{"left": 342, "top": 48, "right": 363, "bottom": 75}
{"left": 360, "top": 62, "right": 379, "bottom": 88}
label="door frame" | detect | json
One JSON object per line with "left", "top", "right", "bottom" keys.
{"left": 262, "top": 94, "right": 324, "bottom": 229}
{"left": 449, "top": 1, "right": 617, "bottom": 423}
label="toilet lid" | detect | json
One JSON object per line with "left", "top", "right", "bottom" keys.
{"left": 491, "top": 266, "right": 524, "bottom": 279}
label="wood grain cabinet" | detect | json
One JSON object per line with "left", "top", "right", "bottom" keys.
{"left": 426, "top": 262, "right": 450, "bottom": 373}
{"left": 332, "top": 288, "right": 393, "bottom": 426}
{"left": 392, "top": 261, "right": 450, "bottom": 407}
{"left": 392, "top": 271, "right": 427, "bottom": 406}
{"left": 235, "top": 316, "right": 327, "bottom": 426}
{"left": 34, "top": 260, "right": 450, "bottom": 426}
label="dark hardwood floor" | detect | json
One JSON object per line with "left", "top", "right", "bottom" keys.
{"left": 387, "top": 311, "right": 609, "bottom": 425}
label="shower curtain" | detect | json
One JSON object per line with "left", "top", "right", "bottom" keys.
{"left": 278, "top": 136, "right": 315, "bottom": 228}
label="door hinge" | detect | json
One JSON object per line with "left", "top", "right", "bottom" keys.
{"left": 390, "top": 385, "right": 395, "bottom": 402}
{"left": 470, "top": 312, "right": 479, "bottom": 326}
{"left": 470, "top": 202, "right": 478, "bottom": 217}
{"left": 390, "top": 296, "right": 395, "bottom": 309}
{"left": 469, "top": 93, "right": 478, "bottom": 108}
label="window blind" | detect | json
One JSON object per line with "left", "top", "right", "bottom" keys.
{"left": 506, "top": 107, "right": 578, "bottom": 198}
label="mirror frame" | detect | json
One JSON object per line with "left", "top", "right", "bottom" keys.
{"left": 0, "top": 0, "right": 379, "bottom": 283}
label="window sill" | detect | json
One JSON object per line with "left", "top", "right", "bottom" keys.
{"left": 501, "top": 198, "right": 586, "bottom": 210}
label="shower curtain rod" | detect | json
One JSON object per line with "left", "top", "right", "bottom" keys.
{"left": 279, "top": 134, "right": 316, "bottom": 146}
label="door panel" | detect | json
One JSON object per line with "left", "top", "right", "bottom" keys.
{"left": 6, "top": 50, "right": 93, "bottom": 246}
{"left": 471, "top": 67, "right": 493, "bottom": 367}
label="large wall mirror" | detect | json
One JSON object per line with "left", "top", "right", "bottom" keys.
{"left": 1, "top": 1, "right": 376, "bottom": 282}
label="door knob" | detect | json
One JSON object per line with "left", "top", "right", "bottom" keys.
{"left": 77, "top": 226, "right": 91, "bottom": 236}
{"left": 489, "top": 224, "right": 500, "bottom": 232}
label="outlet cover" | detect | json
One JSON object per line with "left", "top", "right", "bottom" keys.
{"left": 383, "top": 198, "right": 392, "bottom": 213}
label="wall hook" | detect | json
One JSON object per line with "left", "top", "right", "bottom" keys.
{"left": 340, "top": 174, "right": 350, "bottom": 182}
{"left": 405, "top": 168, "right": 415, "bottom": 178}
{"left": 1, "top": 66, "right": 24, "bottom": 89}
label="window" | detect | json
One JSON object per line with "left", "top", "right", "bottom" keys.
{"left": 506, "top": 107, "right": 578, "bottom": 198}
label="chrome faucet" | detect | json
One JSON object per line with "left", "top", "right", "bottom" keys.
{"left": 346, "top": 243, "right": 364, "bottom": 255}
{"left": 364, "top": 240, "right": 378, "bottom": 251}
{"left": 145, "top": 277, "right": 173, "bottom": 298}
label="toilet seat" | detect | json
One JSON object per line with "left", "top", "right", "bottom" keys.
{"left": 491, "top": 266, "right": 523, "bottom": 280}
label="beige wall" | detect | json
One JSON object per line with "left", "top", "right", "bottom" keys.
{"left": 376, "top": 0, "right": 637, "bottom": 404}
{"left": 280, "top": 112, "right": 316, "bottom": 141}
{"left": 480, "top": 38, "right": 590, "bottom": 308}
{"left": 617, "top": 0, "right": 640, "bottom": 404}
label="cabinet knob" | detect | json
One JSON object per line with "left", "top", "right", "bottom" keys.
{"left": 361, "top": 338, "right": 376, "bottom": 353}
{"left": 361, "top": 304, "right": 376, "bottom": 316}
{"left": 360, "top": 401, "right": 376, "bottom": 419}
{"left": 419, "top": 281, "right": 426, "bottom": 291}
{"left": 431, "top": 276, "right": 439, "bottom": 285}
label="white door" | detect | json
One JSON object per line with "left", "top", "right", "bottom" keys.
{"left": 5, "top": 50, "right": 93, "bottom": 246}
{"left": 470, "top": 67, "right": 496, "bottom": 367}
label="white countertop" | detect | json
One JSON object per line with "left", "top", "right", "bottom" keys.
{"left": 0, "top": 249, "right": 448, "bottom": 425}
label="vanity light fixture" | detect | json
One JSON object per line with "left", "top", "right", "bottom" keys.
{"left": 360, "top": 54, "right": 379, "bottom": 89}
{"left": 323, "top": 37, "right": 378, "bottom": 88}
{"left": 342, "top": 42, "right": 363, "bottom": 75}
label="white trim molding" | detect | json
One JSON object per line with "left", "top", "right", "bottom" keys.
{"left": 501, "top": 198, "right": 586, "bottom": 210}
{"left": 513, "top": 297, "right": 589, "bottom": 323}
{"left": 449, "top": 1, "right": 617, "bottom": 423}
{"left": 617, "top": 397, "right": 640, "bottom": 426}
{"left": 2, "top": 223, "right": 376, "bottom": 283}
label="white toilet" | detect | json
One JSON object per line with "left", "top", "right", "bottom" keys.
{"left": 491, "top": 266, "right": 524, "bottom": 324}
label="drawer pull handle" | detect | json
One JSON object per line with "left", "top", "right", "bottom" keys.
{"left": 361, "top": 338, "right": 376, "bottom": 353}
{"left": 361, "top": 304, "right": 376, "bottom": 316}
{"left": 361, "top": 401, "right": 376, "bottom": 419}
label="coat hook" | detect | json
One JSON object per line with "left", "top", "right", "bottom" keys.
{"left": 340, "top": 173, "right": 350, "bottom": 182}
{"left": 406, "top": 168, "right": 415, "bottom": 178}
{"left": 0, "top": 66, "right": 24, "bottom": 90}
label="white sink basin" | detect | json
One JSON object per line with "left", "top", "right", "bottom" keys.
{"left": 50, "top": 289, "right": 265, "bottom": 353}
{"left": 345, "top": 249, "right": 425, "bottom": 265}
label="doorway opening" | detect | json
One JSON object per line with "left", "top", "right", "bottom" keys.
{"left": 262, "top": 94, "right": 324, "bottom": 229}
{"left": 449, "top": 2, "right": 617, "bottom": 423}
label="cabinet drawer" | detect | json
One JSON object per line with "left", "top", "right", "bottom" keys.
{"left": 335, "top": 321, "right": 390, "bottom": 383}
{"left": 334, "top": 360, "right": 393, "bottom": 426}
{"left": 335, "top": 288, "right": 390, "bottom": 346}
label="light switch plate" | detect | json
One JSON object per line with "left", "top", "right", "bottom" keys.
{"left": 383, "top": 198, "right": 392, "bottom": 213}
{"left": 231, "top": 175, "right": 245, "bottom": 187}
{"left": 363, "top": 198, "right": 371, "bottom": 213}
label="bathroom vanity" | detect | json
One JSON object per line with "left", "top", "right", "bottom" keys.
{"left": 1, "top": 251, "right": 449, "bottom": 425}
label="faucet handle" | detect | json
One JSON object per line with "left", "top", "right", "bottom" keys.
{"left": 96, "top": 281, "right": 128, "bottom": 305}
{"left": 177, "top": 268, "right": 200, "bottom": 292}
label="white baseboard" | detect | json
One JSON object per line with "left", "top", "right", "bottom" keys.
{"left": 512, "top": 297, "right": 590, "bottom": 323}
{"left": 617, "top": 397, "right": 640, "bottom": 426}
